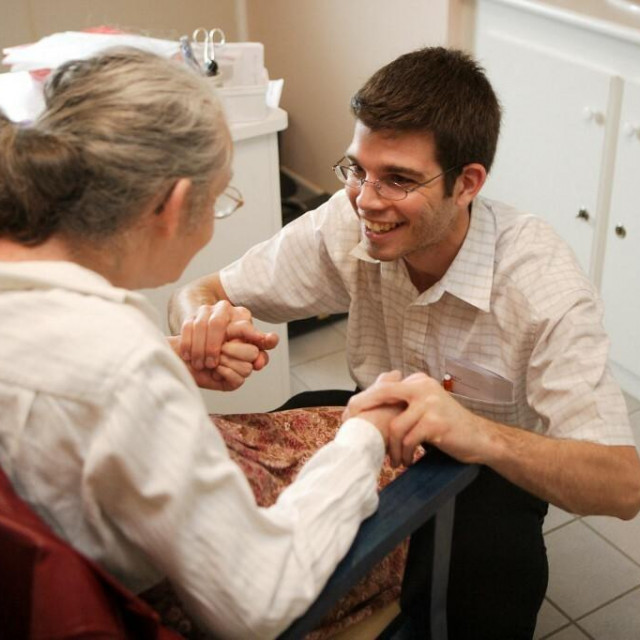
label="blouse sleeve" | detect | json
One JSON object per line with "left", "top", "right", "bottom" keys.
{"left": 84, "top": 344, "right": 384, "bottom": 639}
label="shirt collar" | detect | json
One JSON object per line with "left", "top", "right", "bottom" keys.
{"left": 349, "top": 242, "right": 378, "bottom": 263}
{"left": 431, "top": 197, "right": 495, "bottom": 311}
{"left": 349, "top": 197, "right": 496, "bottom": 311}
{"left": 0, "top": 260, "right": 159, "bottom": 321}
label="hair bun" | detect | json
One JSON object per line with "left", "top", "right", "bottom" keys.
{"left": 0, "top": 113, "right": 88, "bottom": 244}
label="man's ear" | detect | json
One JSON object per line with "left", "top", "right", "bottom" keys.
{"left": 153, "top": 178, "right": 192, "bottom": 238}
{"left": 454, "top": 163, "right": 487, "bottom": 208}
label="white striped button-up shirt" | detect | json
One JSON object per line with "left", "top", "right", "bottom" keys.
{"left": 222, "top": 191, "right": 633, "bottom": 446}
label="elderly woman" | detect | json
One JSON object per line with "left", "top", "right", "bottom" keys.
{"left": 0, "top": 48, "right": 397, "bottom": 639}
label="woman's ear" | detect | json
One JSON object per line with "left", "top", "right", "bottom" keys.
{"left": 152, "top": 178, "right": 192, "bottom": 238}
{"left": 454, "top": 163, "right": 487, "bottom": 208}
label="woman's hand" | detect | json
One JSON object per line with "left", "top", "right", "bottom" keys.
{"left": 178, "top": 301, "right": 278, "bottom": 369}
{"left": 168, "top": 300, "right": 279, "bottom": 391}
{"left": 182, "top": 339, "right": 260, "bottom": 391}
{"left": 344, "top": 372, "right": 491, "bottom": 467}
{"left": 351, "top": 371, "right": 404, "bottom": 447}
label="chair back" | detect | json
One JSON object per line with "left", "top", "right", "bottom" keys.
{"left": 0, "top": 465, "right": 181, "bottom": 639}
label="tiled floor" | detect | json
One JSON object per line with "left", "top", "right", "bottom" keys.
{"left": 289, "top": 319, "right": 640, "bottom": 639}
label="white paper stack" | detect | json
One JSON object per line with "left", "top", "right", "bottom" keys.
{"left": 2, "top": 32, "right": 179, "bottom": 72}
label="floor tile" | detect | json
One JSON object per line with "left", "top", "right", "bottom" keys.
{"left": 290, "top": 371, "right": 310, "bottom": 396}
{"left": 583, "top": 512, "right": 640, "bottom": 566}
{"left": 544, "top": 625, "right": 590, "bottom": 639}
{"left": 332, "top": 318, "right": 348, "bottom": 336}
{"left": 288, "top": 325, "right": 346, "bottom": 366}
{"left": 291, "top": 350, "right": 354, "bottom": 392}
{"left": 623, "top": 392, "right": 640, "bottom": 413}
{"left": 534, "top": 598, "right": 570, "bottom": 639}
{"left": 545, "top": 520, "right": 640, "bottom": 619}
{"left": 543, "top": 504, "right": 578, "bottom": 534}
{"left": 623, "top": 391, "right": 640, "bottom": 414}
{"left": 578, "top": 587, "right": 640, "bottom": 639}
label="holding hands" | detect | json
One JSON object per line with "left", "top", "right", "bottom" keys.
{"left": 168, "top": 300, "right": 279, "bottom": 392}
{"left": 345, "top": 371, "right": 492, "bottom": 467}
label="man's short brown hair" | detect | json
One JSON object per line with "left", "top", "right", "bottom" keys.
{"left": 351, "top": 47, "right": 501, "bottom": 194}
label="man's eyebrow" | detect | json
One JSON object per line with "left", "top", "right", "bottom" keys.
{"left": 344, "top": 154, "right": 426, "bottom": 180}
{"left": 383, "top": 165, "right": 426, "bottom": 180}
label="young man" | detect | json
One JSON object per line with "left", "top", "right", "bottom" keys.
{"left": 170, "top": 47, "right": 640, "bottom": 639}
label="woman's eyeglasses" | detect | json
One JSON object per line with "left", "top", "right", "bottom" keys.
{"left": 214, "top": 185, "right": 244, "bottom": 219}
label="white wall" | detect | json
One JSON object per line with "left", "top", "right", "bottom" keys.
{"left": 246, "top": 0, "right": 451, "bottom": 192}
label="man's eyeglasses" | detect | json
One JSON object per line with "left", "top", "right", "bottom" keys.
{"left": 332, "top": 158, "right": 461, "bottom": 201}
{"left": 214, "top": 185, "right": 244, "bottom": 219}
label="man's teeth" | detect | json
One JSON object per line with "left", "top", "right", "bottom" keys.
{"left": 364, "top": 220, "right": 399, "bottom": 233}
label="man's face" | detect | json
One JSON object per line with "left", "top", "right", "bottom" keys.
{"left": 344, "top": 121, "right": 466, "bottom": 274}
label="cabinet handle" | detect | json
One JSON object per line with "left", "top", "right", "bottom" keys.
{"left": 576, "top": 208, "right": 590, "bottom": 221}
{"left": 583, "top": 107, "right": 605, "bottom": 125}
{"left": 623, "top": 122, "right": 640, "bottom": 139}
{"left": 615, "top": 224, "right": 627, "bottom": 239}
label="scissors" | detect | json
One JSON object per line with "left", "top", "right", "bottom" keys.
{"left": 191, "top": 27, "right": 226, "bottom": 77}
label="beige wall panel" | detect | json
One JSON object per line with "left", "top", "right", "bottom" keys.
{"left": 247, "top": 0, "right": 449, "bottom": 192}
{"left": 0, "top": 0, "right": 35, "bottom": 54}
{"left": 25, "top": 0, "right": 239, "bottom": 42}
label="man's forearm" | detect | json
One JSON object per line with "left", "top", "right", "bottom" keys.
{"left": 484, "top": 421, "right": 640, "bottom": 519}
{"left": 168, "top": 273, "right": 229, "bottom": 335}
{"left": 344, "top": 374, "right": 640, "bottom": 520}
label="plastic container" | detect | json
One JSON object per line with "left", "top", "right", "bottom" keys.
{"left": 217, "top": 83, "right": 268, "bottom": 123}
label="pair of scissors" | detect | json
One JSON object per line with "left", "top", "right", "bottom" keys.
{"left": 191, "top": 27, "right": 226, "bottom": 77}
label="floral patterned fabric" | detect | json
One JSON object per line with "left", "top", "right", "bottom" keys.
{"left": 142, "top": 407, "right": 418, "bottom": 639}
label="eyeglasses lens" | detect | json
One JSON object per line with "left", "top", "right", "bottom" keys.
{"left": 334, "top": 165, "right": 405, "bottom": 201}
{"left": 214, "top": 186, "right": 243, "bottom": 219}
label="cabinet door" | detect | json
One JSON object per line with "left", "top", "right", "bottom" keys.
{"left": 601, "top": 79, "right": 640, "bottom": 397}
{"left": 475, "top": 28, "right": 614, "bottom": 275}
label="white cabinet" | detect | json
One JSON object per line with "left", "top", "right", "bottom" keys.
{"left": 601, "top": 79, "right": 640, "bottom": 394}
{"left": 473, "top": 0, "right": 640, "bottom": 396}
{"left": 140, "top": 109, "right": 292, "bottom": 413}
{"left": 475, "top": 28, "right": 611, "bottom": 274}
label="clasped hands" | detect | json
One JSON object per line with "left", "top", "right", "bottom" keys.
{"left": 345, "top": 371, "right": 490, "bottom": 468}
{"left": 168, "top": 301, "right": 279, "bottom": 392}
{"left": 169, "top": 304, "right": 489, "bottom": 467}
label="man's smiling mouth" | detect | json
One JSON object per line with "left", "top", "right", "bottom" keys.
{"left": 363, "top": 219, "right": 402, "bottom": 233}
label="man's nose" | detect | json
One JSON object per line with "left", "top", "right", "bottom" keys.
{"left": 355, "top": 180, "right": 385, "bottom": 209}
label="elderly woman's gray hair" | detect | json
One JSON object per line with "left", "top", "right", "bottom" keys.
{"left": 0, "top": 47, "right": 230, "bottom": 245}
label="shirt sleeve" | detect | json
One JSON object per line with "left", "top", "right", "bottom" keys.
{"left": 527, "top": 285, "right": 634, "bottom": 446}
{"left": 220, "top": 192, "right": 355, "bottom": 323}
{"left": 84, "top": 345, "right": 385, "bottom": 639}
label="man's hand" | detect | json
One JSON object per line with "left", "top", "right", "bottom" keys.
{"left": 178, "top": 301, "right": 278, "bottom": 370}
{"left": 167, "top": 334, "right": 261, "bottom": 391}
{"left": 344, "top": 371, "right": 491, "bottom": 467}
{"left": 345, "top": 372, "right": 640, "bottom": 519}
{"left": 168, "top": 300, "right": 279, "bottom": 391}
